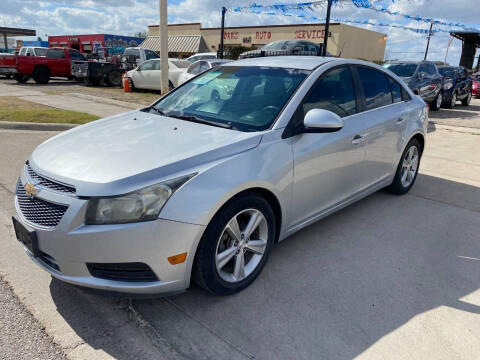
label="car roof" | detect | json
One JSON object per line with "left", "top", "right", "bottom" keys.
{"left": 384, "top": 61, "right": 433, "bottom": 64}
{"left": 224, "top": 56, "right": 336, "bottom": 70}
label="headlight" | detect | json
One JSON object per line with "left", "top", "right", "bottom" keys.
{"left": 85, "top": 174, "right": 196, "bottom": 225}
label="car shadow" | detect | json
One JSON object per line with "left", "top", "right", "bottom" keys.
{"left": 49, "top": 174, "right": 480, "bottom": 359}
{"left": 430, "top": 104, "right": 480, "bottom": 120}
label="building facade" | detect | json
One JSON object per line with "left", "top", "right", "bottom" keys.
{"left": 146, "top": 22, "right": 387, "bottom": 61}
{"left": 48, "top": 34, "right": 145, "bottom": 55}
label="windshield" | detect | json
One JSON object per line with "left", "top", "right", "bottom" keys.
{"left": 438, "top": 67, "right": 456, "bottom": 77}
{"left": 384, "top": 63, "right": 418, "bottom": 77}
{"left": 151, "top": 66, "right": 309, "bottom": 132}
{"left": 35, "top": 48, "right": 48, "bottom": 56}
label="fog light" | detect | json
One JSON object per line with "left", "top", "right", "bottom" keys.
{"left": 168, "top": 252, "right": 187, "bottom": 265}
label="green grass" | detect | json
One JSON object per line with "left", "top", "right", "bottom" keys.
{"left": 0, "top": 97, "right": 99, "bottom": 124}
{"left": 0, "top": 108, "right": 99, "bottom": 124}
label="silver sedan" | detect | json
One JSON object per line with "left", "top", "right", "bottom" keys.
{"left": 13, "top": 56, "right": 428, "bottom": 296}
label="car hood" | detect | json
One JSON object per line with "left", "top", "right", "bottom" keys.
{"left": 30, "top": 110, "right": 262, "bottom": 196}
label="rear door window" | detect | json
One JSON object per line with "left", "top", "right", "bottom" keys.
{"left": 357, "top": 66, "right": 393, "bottom": 110}
{"left": 35, "top": 48, "right": 48, "bottom": 56}
{"left": 47, "top": 49, "right": 66, "bottom": 59}
{"left": 302, "top": 66, "right": 357, "bottom": 118}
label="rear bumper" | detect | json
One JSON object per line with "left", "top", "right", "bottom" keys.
{"left": 0, "top": 67, "right": 17, "bottom": 75}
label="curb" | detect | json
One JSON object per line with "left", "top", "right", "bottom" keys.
{"left": 0, "top": 121, "right": 77, "bottom": 131}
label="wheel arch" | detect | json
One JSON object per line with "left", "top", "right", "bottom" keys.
{"left": 33, "top": 64, "right": 49, "bottom": 74}
{"left": 411, "top": 132, "right": 425, "bottom": 155}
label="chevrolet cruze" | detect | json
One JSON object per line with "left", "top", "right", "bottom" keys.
{"left": 13, "top": 57, "right": 428, "bottom": 295}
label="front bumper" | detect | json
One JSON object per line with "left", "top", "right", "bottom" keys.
{"left": 14, "top": 168, "right": 206, "bottom": 295}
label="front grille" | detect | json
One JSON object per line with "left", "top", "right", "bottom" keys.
{"left": 16, "top": 179, "right": 68, "bottom": 228}
{"left": 26, "top": 162, "right": 76, "bottom": 195}
{"left": 86, "top": 263, "right": 159, "bottom": 282}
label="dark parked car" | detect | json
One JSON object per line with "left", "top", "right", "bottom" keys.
{"left": 437, "top": 66, "right": 472, "bottom": 108}
{"left": 384, "top": 61, "right": 443, "bottom": 110}
{"left": 239, "top": 40, "right": 329, "bottom": 59}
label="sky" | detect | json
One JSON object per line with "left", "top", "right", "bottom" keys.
{"left": 1, "top": 0, "right": 479, "bottom": 65}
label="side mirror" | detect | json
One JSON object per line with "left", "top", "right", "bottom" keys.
{"left": 303, "top": 109, "right": 344, "bottom": 133}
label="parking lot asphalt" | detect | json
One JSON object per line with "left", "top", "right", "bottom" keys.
{"left": 0, "top": 100, "right": 479, "bottom": 359}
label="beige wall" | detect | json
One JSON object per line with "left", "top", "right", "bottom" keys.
{"left": 147, "top": 23, "right": 385, "bottom": 61}
{"left": 336, "top": 24, "right": 386, "bottom": 62}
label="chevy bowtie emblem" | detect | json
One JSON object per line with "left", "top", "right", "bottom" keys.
{"left": 25, "top": 182, "right": 38, "bottom": 199}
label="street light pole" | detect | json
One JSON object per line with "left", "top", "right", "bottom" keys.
{"left": 219, "top": 7, "right": 226, "bottom": 59}
{"left": 159, "top": 0, "right": 169, "bottom": 94}
{"left": 424, "top": 22, "right": 433, "bottom": 61}
{"left": 322, "top": 0, "right": 332, "bottom": 56}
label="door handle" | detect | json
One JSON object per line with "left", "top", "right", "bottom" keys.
{"left": 351, "top": 134, "right": 366, "bottom": 145}
{"left": 396, "top": 117, "right": 406, "bottom": 124}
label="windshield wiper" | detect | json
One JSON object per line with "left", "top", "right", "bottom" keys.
{"left": 147, "top": 106, "right": 167, "bottom": 116}
{"left": 166, "top": 113, "right": 232, "bottom": 129}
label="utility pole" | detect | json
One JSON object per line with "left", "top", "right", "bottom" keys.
{"left": 322, "top": 0, "right": 332, "bottom": 56}
{"left": 219, "top": 7, "right": 226, "bottom": 59}
{"left": 424, "top": 22, "right": 433, "bottom": 61}
{"left": 159, "top": 0, "right": 169, "bottom": 94}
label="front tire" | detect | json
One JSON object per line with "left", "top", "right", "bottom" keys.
{"left": 461, "top": 91, "right": 472, "bottom": 106}
{"left": 445, "top": 92, "right": 456, "bottom": 109}
{"left": 430, "top": 91, "right": 442, "bottom": 111}
{"left": 193, "top": 193, "right": 275, "bottom": 295}
{"left": 387, "top": 138, "right": 422, "bottom": 195}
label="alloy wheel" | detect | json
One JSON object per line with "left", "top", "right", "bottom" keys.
{"left": 401, "top": 146, "right": 419, "bottom": 188}
{"left": 215, "top": 209, "right": 268, "bottom": 283}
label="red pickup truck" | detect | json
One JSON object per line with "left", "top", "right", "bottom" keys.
{"left": 15, "top": 47, "right": 86, "bottom": 84}
{"left": 0, "top": 53, "right": 17, "bottom": 79}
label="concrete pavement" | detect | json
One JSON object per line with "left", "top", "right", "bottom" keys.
{"left": 0, "top": 82, "right": 139, "bottom": 118}
{"left": 0, "top": 101, "right": 479, "bottom": 359}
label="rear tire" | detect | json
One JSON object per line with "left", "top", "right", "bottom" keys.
{"left": 193, "top": 193, "right": 275, "bottom": 295}
{"left": 106, "top": 71, "right": 122, "bottom": 87}
{"left": 461, "top": 91, "right": 472, "bottom": 106}
{"left": 387, "top": 138, "right": 422, "bottom": 195}
{"left": 32, "top": 67, "right": 50, "bottom": 84}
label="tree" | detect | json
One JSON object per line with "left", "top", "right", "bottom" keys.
{"left": 37, "top": 36, "right": 42, "bottom": 41}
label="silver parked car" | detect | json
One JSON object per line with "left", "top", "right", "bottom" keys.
{"left": 13, "top": 56, "right": 428, "bottom": 296}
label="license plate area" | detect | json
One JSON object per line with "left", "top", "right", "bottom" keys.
{"left": 12, "top": 216, "right": 40, "bottom": 257}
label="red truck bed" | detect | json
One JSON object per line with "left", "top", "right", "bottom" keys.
{"left": 15, "top": 47, "right": 86, "bottom": 84}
